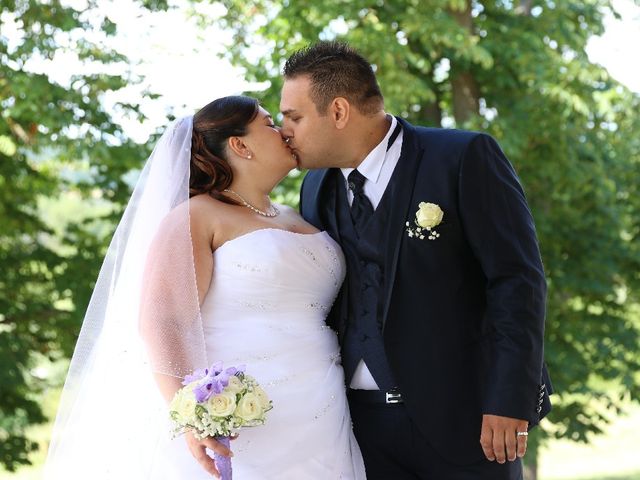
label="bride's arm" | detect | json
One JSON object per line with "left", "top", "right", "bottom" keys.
{"left": 139, "top": 200, "right": 230, "bottom": 477}
{"left": 139, "top": 199, "right": 215, "bottom": 402}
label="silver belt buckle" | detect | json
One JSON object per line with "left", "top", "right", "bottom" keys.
{"left": 385, "top": 389, "right": 403, "bottom": 404}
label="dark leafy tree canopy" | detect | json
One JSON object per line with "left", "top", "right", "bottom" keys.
{"left": 0, "top": 0, "right": 165, "bottom": 470}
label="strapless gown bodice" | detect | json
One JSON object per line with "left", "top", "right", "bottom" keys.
{"left": 202, "top": 228, "right": 344, "bottom": 331}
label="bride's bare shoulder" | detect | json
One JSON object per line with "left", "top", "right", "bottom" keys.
{"left": 154, "top": 194, "right": 231, "bottom": 236}
{"left": 189, "top": 193, "right": 235, "bottom": 217}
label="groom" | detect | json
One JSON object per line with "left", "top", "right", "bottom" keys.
{"left": 281, "top": 42, "right": 552, "bottom": 479}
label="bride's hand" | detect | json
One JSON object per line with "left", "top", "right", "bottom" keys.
{"left": 185, "top": 432, "right": 233, "bottom": 478}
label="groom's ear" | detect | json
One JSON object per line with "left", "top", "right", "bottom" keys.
{"left": 331, "top": 97, "right": 350, "bottom": 130}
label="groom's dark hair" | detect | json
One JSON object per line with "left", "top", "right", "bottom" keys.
{"left": 284, "top": 41, "right": 383, "bottom": 116}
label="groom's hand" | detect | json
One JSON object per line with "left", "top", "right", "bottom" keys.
{"left": 185, "top": 432, "right": 233, "bottom": 478}
{"left": 479, "top": 414, "right": 529, "bottom": 464}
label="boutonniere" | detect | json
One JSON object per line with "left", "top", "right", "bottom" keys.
{"left": 406, "top": 202, "right": 444, "bottom": 240}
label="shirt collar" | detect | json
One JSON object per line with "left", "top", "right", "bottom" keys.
{"left": 341, "top": 115, "right": 398, "bottom": 185}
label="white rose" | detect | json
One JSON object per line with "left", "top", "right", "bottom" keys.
{"left": 224, "top": 376, "right": 245, "bottom": 395}
{"left": 170, "top": 387, "right": 197, "bottom": 422}
{"left": 234, "top": 393, "right": 262, "bottom": 421}
{"left": 207, "top": 390, "right": 237, "bottom": 417}
{"left": 252, "top": 386, "right": 270, "bottom": 409}
{"left": 415, "top": 202, "right": 444, "bottom": 229}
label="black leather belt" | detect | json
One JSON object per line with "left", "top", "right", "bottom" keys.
{"left": 348, "top": 388, "right": 404, "bottom": 404}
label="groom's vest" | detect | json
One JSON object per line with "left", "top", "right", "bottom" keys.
{"left": 335, "top": 171, "right": 399, "bottom": 391}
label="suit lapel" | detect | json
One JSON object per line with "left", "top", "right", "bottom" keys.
{"left": 381, "top": 118, "right": 424, "bottom": 329}
{"left": 323, "top": 172, "right": 341, "bottom": 245}
{"left": 301, "top": 168, "right": 341, "bottom": 244}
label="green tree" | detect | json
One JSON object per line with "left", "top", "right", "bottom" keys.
{"left": 203, "top": 0, "right": 640, "bottom": 477}
{"left": 0, "top": 0, "right": 167, "bottom": 470}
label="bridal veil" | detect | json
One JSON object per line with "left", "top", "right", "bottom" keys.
{"left": 44, "top": 117, "right": 208, "bottom": 478}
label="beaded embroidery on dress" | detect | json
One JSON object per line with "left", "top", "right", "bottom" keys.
{"left": 151, "top": 228, "right": 366, "bottom": 479}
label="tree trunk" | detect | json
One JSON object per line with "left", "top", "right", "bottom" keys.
{"left": 451, "top": 71, "right": 479, "bottom": 124}
{"left": 516, "top": 0, "right": 534, "bottom": 16}
{"left": 422, "top": 98, "right": 443, "bottom": 126}
{"left": 403, "top": 37, "right": 443, "bottom": 126}
{"left": 448, "top": 0, "right": 480, "bottom": 124}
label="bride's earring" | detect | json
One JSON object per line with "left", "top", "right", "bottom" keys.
{"left": 247, "top": 153, "right": 253, "bottom": 159}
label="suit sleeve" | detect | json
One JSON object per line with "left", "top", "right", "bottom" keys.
{"left": 458, "top": 134, "right": 547, "bottom": 423}
{"left": 299, "top": 171, "right": 316, "bottom": 223}
{"left": 299, "top": 172, "right": 307, "bottom": 215}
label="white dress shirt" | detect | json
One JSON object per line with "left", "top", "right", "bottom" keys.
{"left": 340, "top": 115, "right": 404, "bottom": 390}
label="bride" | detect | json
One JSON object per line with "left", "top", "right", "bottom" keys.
{"left": 44, "top": 96, "right": 366, "bottom": 479}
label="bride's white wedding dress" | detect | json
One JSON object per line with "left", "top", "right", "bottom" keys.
{"left": 152, "top": 228, "right": 366, "bottom": 479}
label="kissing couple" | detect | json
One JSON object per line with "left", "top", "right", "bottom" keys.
{"left": 45, "top": 41, "right": 552, "bottom": 480}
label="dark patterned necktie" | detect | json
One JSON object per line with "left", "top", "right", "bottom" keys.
{"left": 348, "top": 169, "right": 374, "bottom": 236}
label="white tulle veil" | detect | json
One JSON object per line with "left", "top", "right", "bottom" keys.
{"left": 44, "top": 116, "right": 208, "bottom": 478}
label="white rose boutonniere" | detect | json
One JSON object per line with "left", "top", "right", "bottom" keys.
{"left": 406, "top": 202, "right": 444, "bottom": 240}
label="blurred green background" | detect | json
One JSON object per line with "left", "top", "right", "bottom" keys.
{"left": 1, "top": 1, "right": 639, "bottom": 479}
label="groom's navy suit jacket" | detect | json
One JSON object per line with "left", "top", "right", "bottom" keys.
{"left": 300, "top": 117, "right": 552, "bottom": 464}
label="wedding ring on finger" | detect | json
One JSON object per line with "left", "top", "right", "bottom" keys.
{"left": 516, "top": 431, "right": 529, "bottom": 437}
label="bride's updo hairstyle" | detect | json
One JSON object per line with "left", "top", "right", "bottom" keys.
{"left": 190, "top": 95, "right": 260, "bottom": 201}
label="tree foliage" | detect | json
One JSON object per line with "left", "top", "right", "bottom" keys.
{"left": 0, "top": 0, "right": 161, "bottom": 470}
{"left": 207, "top": 0, "right": 640, "bottom": 464}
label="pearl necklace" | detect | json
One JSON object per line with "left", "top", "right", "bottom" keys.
{"left": 223, "top": 189, "right": 280, "bottom": 217}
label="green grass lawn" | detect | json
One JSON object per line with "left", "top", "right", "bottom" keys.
{"left": 3, "top": 399, "right": 640, "bottom": 479}
{"left": 538, "top": 402, "right": 640, "bottom": 480}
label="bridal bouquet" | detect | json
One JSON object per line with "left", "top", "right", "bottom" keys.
{"left": 169, "top": 361, "right": 272, "bottom": 480}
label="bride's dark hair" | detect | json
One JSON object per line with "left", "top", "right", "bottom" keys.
{"left": 190, "top": 95, "right": 260, "bottom": 200}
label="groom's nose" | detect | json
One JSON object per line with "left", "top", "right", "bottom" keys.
{"left": 281, "top": 132, "right": 293, "bottom": 145}
{"left": 280, "top": 120, "right": 293, "bottom": 138}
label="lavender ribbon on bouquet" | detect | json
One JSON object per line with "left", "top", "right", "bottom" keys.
{"left": 214, "top": 436, "right": 232, "bottom": 480}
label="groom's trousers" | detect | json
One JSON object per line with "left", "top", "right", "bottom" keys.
{"left": 348, "top": 394, "right": 524, "bottom": 480}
